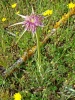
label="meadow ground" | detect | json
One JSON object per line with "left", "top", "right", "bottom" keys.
{"left": 0, "top": 0, "right": 75, "bottom": 100}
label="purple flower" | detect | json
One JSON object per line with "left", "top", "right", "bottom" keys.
{"left": 9, "top": 9, "right": 44, "bottom": 34}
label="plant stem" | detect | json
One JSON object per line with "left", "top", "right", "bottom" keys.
{"left": 36, "top": 32, "right": 42, "bottom": 77}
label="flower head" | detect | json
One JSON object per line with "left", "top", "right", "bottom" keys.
{"left": 23, "top": 14, "right": 44, "bottom": 33}
{"left": 2, "top": 17, "right": 6, "bottom": 22}
{"left": 11, "top": 3, "right": 17, "bottom": 8}
{"left": 67, "top": 2, "right": 75, "bottom": 9}
{"left": 13, "top": 92, "right": 22, "bottom": 100}
{"left": 42, "top": 9, "right": 53, "bottom": 16}
{"left": 9, "top": 9, "right": 44, "bottom": 34}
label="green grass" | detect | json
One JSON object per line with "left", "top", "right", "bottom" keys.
{"left": 0, "top": 0, "right": 75, "bottom": 100}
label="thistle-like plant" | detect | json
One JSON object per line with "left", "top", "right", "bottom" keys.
{"left": 9, "top": 8, "right": 44, "bottom": 77}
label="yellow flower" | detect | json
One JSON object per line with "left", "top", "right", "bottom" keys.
{"left": 11, "top": 3, "right": 17, "bottom": 8}
{"left": 2, "top": 17, "right": 6, "bottom": 22}
{"left": 13, "top": 93, "right": 22, "bottom": 100}
{"left": 42, "top": 9, "right": 53, "bottom": 16}
{"left": 16, "top": 11, "right": 20, "bottom": 14}
{"left": 67, "top": 2, "right": 75, "bottom": 9}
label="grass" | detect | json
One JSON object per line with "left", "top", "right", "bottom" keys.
{"left": 0, "top": 0, "right": 75, "bottom": 100}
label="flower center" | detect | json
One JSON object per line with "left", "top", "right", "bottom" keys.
{"left": 30, "top": 19, "right": 34, "bottom": 23}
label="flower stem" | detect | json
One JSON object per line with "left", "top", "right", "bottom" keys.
{"left": 36, "top": 32, "right": 42, "bottom": 77}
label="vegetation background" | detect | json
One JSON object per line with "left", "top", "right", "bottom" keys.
{"left": 0, "top": 0, "right": 75, "bottom": 100}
